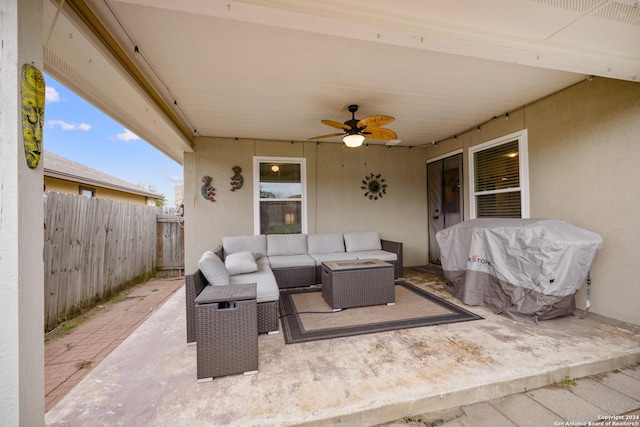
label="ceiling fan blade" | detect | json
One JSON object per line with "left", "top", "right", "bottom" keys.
{"left": 363, "top": 127, "right": 398, "bottom": 140}
{"left": 357, "top": 115, "right": 395, "bottom": 129}
{"left": 307, "top": 132, "right": 345, "bottom": 140}
{"left": 321, "top": 119, "right": 351, "bottom": 131}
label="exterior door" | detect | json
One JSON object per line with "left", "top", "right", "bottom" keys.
{"left": 427, "top": 154, "right": 463, "bottom": 264}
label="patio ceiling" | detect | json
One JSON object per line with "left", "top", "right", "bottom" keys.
{"left": 43, "top": 0, "right": 640, "bottom": 164}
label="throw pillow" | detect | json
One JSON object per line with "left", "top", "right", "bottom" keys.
{"left": 225, "top": 251, "right": 259, "bottom": 275}
{"left": 198, "top": 250, "right": 230, "bottom": 285}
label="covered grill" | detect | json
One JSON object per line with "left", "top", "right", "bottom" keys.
{"left": 436, "top": 218, "right": 602, "bottom": 323}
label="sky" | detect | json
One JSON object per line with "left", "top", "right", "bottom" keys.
{"left": 43, "top": 74, "right": 184, "bottom": 206}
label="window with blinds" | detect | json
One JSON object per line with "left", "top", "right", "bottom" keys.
{"left": 470, "top": 131, "right": 529, "bottom": 218}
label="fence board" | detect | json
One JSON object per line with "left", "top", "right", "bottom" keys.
{"left": 59, "top": 194, "right": 75, "bottom": 318}
{"left": 43, "top": 193, "right": 59, "bottom": 325}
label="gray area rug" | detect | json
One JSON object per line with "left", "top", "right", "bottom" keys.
{"left": 279, "top": 281, "right": 482, "bottom": 344}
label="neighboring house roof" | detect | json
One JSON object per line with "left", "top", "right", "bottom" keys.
{"left": 43, "top": 151, "right": 162, "bottom": 200}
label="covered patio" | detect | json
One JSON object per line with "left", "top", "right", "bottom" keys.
{"left": 2, "top": 1, "right": 640, "bottom": 425}
{"left": 45, "top": 270, "right": 640, "bottom": 426}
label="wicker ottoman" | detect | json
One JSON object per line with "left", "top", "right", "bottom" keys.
{"left": 195, "top": 283, "right": 258, "bottom": 382}
{"left": 321, "top": 259, "right": 395, "bottom": 310}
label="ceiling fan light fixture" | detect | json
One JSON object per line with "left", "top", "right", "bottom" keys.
{"left": 309, "top": 104, "right": 396, "bottom": 146}
{"left": 343, "top": 134, "right": 365, "bottom": 147}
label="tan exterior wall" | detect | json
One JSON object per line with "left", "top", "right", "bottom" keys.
{"left": 527, "top": 78, "right": 640, "bottom": 326}
{"left": 184, "top": 139, "right": 429, "bottom": 272}
{"left": 44, "top": 176, "right": 151, "bottom": 205}
{"left": 184, "top": 77, "right": 639, "bottom": 325}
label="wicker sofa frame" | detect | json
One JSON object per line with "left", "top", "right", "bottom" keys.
{"left": 272, "top": 265, "right": 317, "bottom": 289}
{"left": 381, "top": 239, "right": 403, "bottom": 280}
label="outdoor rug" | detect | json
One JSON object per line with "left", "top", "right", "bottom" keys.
{"left": 278, "top": 281, "right": 482, "bottom": 344}
{"left": 410, "top": 264, "right": 445, "bottom": 276}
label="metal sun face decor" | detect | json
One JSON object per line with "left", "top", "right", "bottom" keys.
{"left": 361, "top": 173, "right": 387, "bottom": 200}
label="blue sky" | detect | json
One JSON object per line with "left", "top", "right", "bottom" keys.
{"left": 43, "top": 74, "right": 183, "bottom": 206}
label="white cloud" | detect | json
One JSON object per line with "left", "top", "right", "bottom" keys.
{"left": 48, "top": 120, "right": 91, "bottom": 131}
{"left": 116, "top": 129, "right": 140, "bottom": 142}
{"left": 168, "top": 175, "right": 184, "bottom": 183}
{"left": 45, "top": 86, "right": 61, "bottom": 103}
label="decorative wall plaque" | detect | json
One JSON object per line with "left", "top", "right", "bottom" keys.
{"left": 201, "top": 175, "right": 216, "bottom": 202}
{"left": 230, "top": 166, "right": 243, "bottom": 191}
{"left": 361, "top": 173, "right": 387, "bottom": 200}
{"left": 21, "top": 64, "right": 46, "bottom": 169}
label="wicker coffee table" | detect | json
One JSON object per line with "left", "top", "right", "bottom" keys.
{"left": 321, "top": 259, "right": 395, "bottom": 310}
{"left": 195, "top": 283, "right": 258, "bottom": 382}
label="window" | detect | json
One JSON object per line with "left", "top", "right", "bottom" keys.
{"left": 253, "top": 157, "right": 306, "bottom": 234}
{"left": 469, "top": 130, "right": 529, "bottom": 219}
{"left": 79, "top": 186, "right": 95, "bottom": 197}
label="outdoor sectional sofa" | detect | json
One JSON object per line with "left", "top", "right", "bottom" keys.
{"left": 185, "top": 231, "right": 403, "bottom": 343}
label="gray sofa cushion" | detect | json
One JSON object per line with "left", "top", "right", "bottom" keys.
{"left": 267, "top": 233, "right": 307, "bottom": 256}
{"left": 344, "top": 231, "right": 382, "bottom": 252}
{"left": 198, "top": 250, "right": 230, "bottom": 285}
{"left": 229, "top": 257, "right": 279, "bottom": 303}
{"left": 268, "top": 254, "right": 315, "bottom": 268}
{"left": 223, "top": 235, "right": 267, "bottom": 257}
{"left": 309, "top": 252, "right": 358, "bottom": 265}
{"left": 308, "top": 232, "right": 345, "bottom": 254}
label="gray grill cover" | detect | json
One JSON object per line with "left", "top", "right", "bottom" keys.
{"left": 436, "top": 218, "right": 602, "bottom": 323}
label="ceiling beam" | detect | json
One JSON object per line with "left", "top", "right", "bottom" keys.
{"left": 63, "top": 0, "right": 195, "bottom": 145}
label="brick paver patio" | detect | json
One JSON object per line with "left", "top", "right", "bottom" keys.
{"left": 44, "top": 276, "right": 185, "bottom": 412}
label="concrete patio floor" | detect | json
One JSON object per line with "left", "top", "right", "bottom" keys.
{"left": 45, "top": 270, "right": 640, "bottom": 426}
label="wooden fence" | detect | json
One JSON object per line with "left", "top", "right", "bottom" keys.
{"left": 43, "top": 191, "right": 175, "bottom": 331}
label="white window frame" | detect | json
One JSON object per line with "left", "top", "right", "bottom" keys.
{"left": 253, "top": 156, "right": 307, "bottom": 235}
{"left": 468, "top": 129, "right": 530, "bottom": 219}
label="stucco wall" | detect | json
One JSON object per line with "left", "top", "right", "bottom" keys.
{"left": 526, "top": 78, "right": 640, "bottom": 325}
{"left": 184, "top": 139, "right": 429, "bottom": 272}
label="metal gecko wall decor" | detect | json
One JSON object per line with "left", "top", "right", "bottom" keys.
{"left": 230, "top": 166, "right": 243, "bottom": 191}
{"left": 361, "top": 173, "right": 387, "bottom": 200}
{"left": 201, "top": 176, "right": 216, "bottom": 202}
